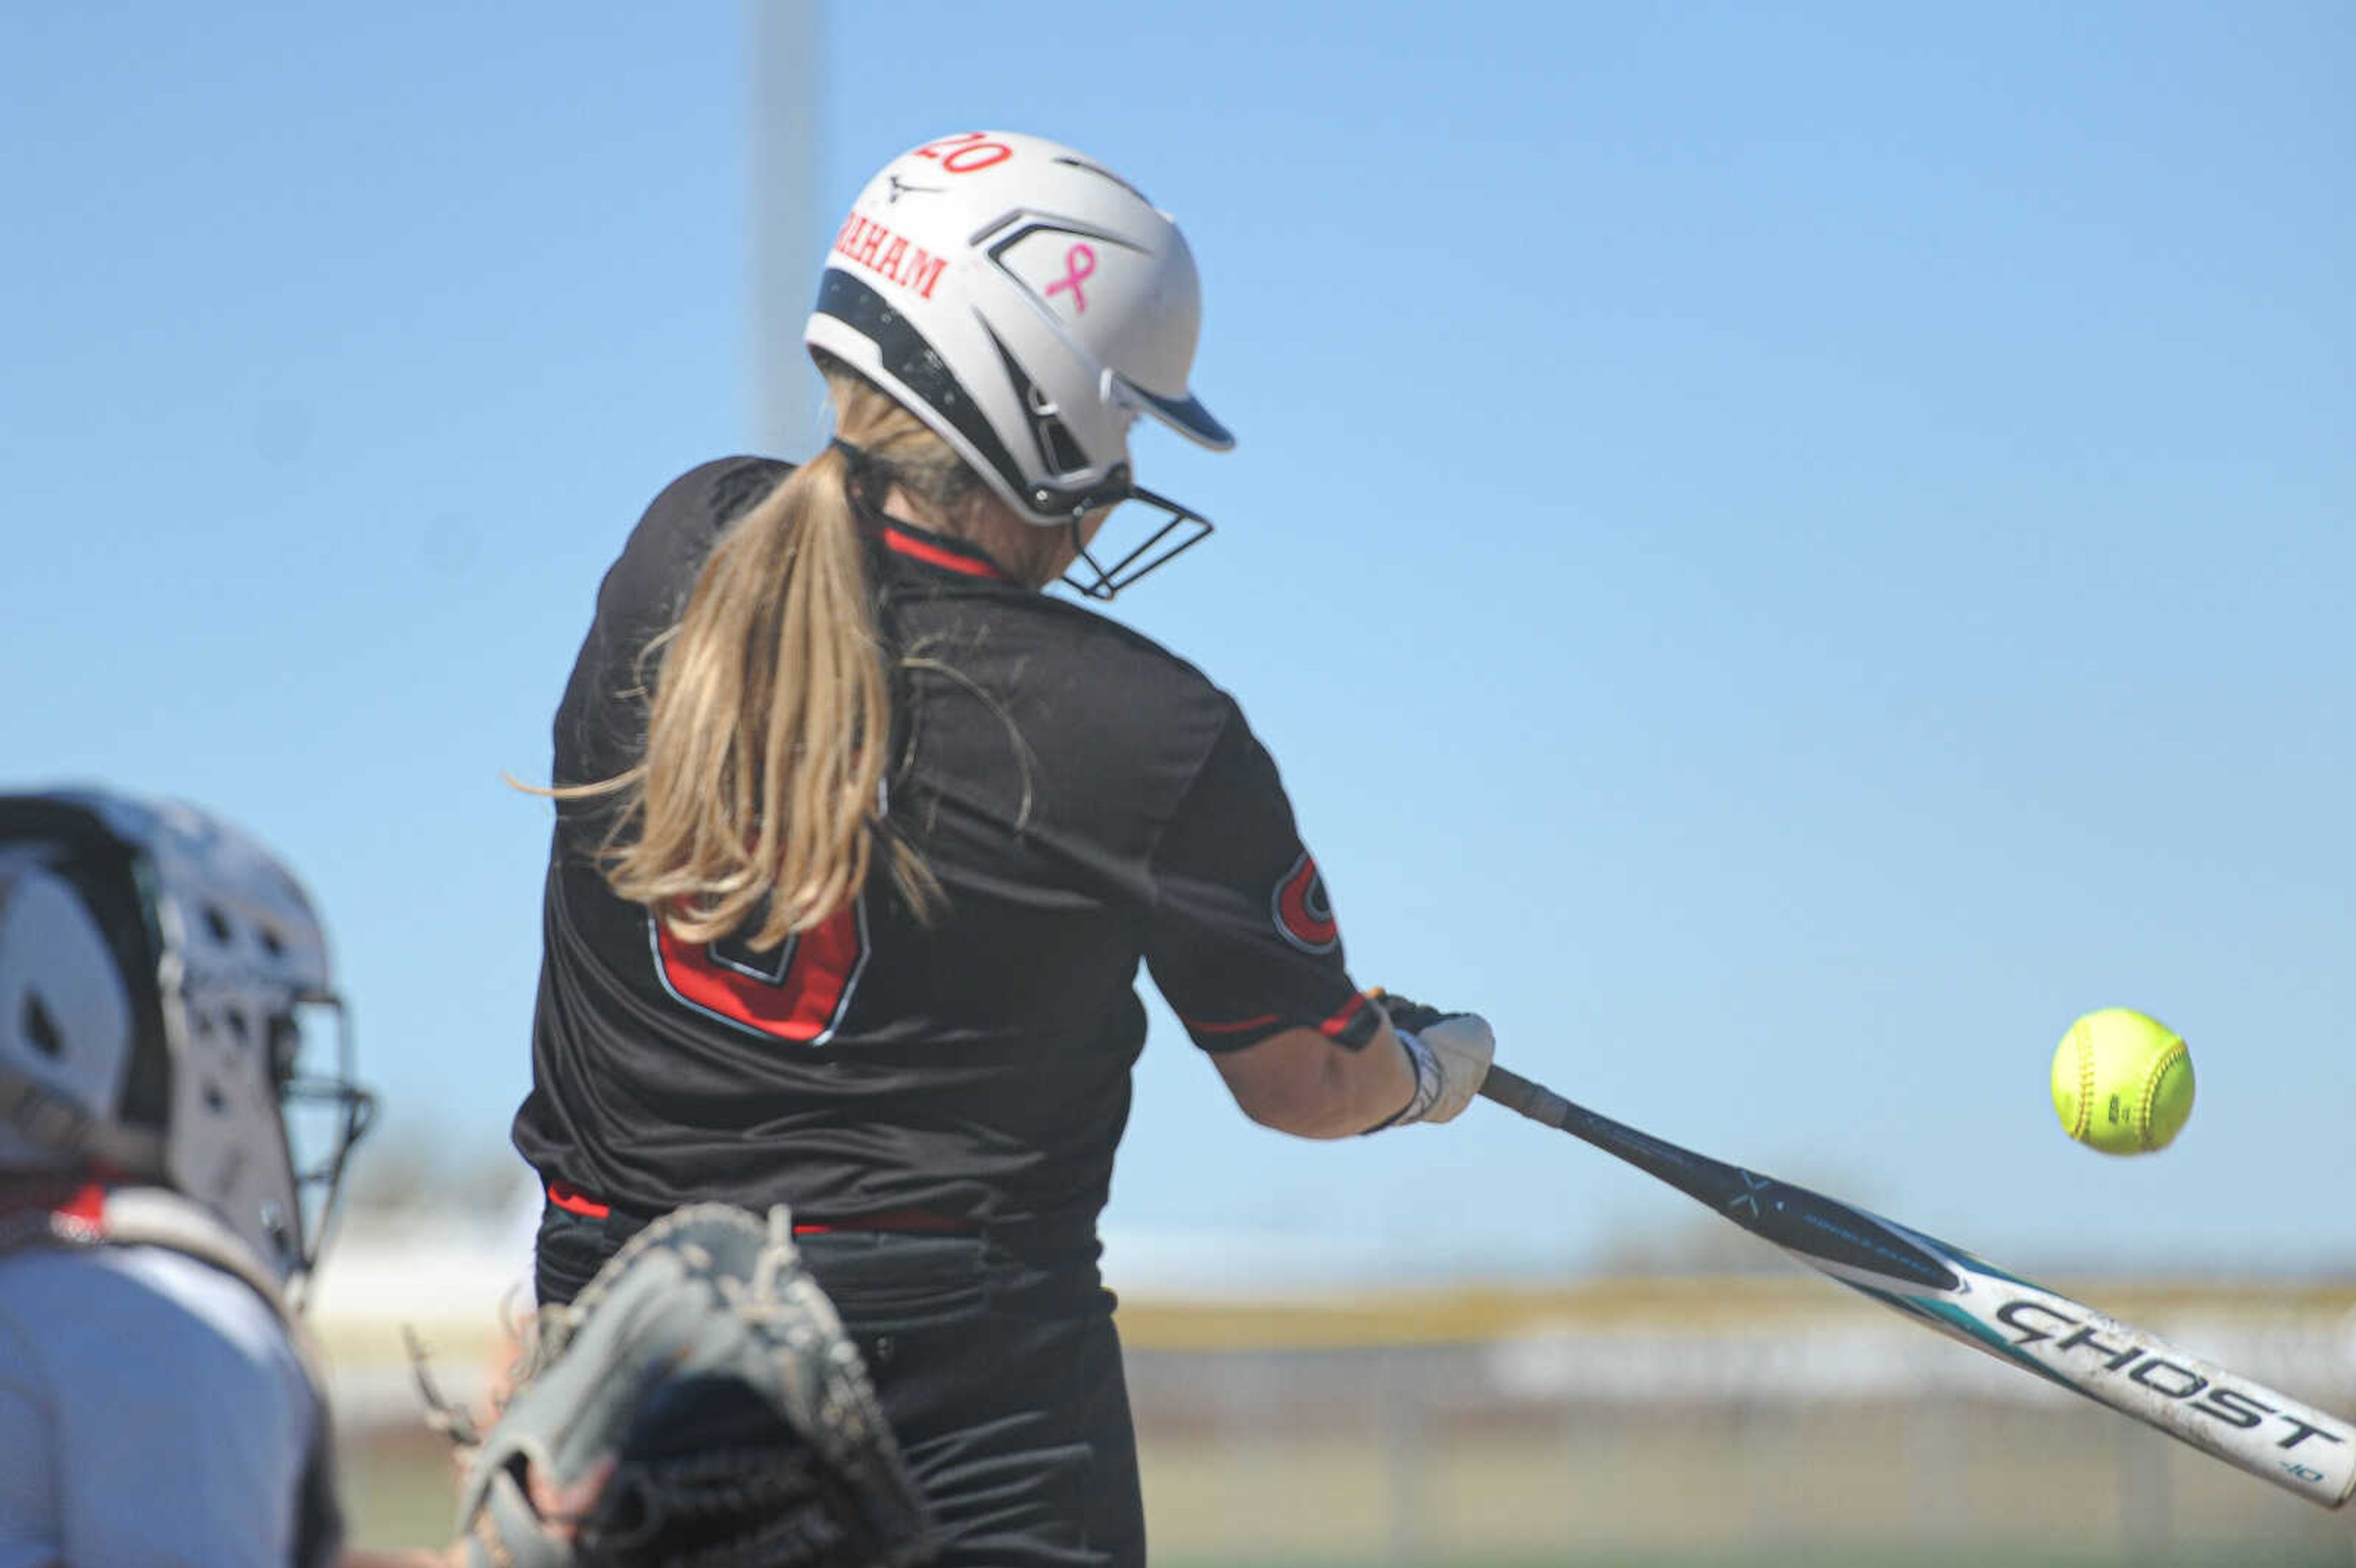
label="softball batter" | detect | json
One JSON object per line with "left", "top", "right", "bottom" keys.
{"left": 513, "top": 131, "right": 1493, "bottom": 1567}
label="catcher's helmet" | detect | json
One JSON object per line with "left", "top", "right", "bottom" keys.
{"left": 806, "top": 131, "right": 1230, "bottom": 596}
{"left": 0, "top": 788, "right": 374, "bottom": 1283}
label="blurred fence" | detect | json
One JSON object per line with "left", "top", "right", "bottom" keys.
{"left": 326, "top": 1256, "right": 2356, "bottom": 1559}
{"left": 1117, "top": 1278, "right": 2356, "bottom": 1561}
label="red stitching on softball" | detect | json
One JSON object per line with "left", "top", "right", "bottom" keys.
{"left": 2074, "top": 1025, "right": 2095, "bottom": 1141}
{"left": 2138, "top": 1042, "right": 2186, "bottom": 1150}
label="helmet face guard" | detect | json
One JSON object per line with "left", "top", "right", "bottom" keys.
{"left": 0, "top": 791, "right": 374, "bottom": 1285}
{"left": 806, "top": 133, "right": 1233, "bottom": 598}
{"left": 1060, "top": 484, "right": 1214, "bottom": 601}
{"left": 274, "top": 996, "right": 375, "bottom": 1289}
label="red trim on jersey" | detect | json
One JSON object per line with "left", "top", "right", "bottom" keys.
{"left": 881, "top": 523, "right": 1013, "bottom": 583}
{"left": 1181, "top": 996, "right": 1371, "bottom": 1043}
{"left": 1179, "top": 1012, "right": 1282, "bottom": 1036}
{"left": 547, "top": 1182, "right": 610, "bottom": 1218}
{"left": 545, "top": 1183, "right": 974, "bottom": 1236}
{"left": 791, "top": 1208, "right": 978, "bottom": 1236}
{"left": 1317, "top": 993, "right": 1374, "bottom": 1038}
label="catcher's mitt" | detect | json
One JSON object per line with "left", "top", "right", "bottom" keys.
{"left": 454, "top": 1204, "right": 934, "bottom": 1568}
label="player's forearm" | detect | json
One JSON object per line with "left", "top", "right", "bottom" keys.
{"left": 1211, "top": 1021, "right": 1417, "bottom": 1139}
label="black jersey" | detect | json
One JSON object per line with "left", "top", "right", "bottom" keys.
{"left": 512, "top": 458, "right": 1377, "bottom": 1242}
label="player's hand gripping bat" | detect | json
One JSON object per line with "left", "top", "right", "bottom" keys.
{"left": 1478, "top": 1063, "right": 2356, "bottom": 1507}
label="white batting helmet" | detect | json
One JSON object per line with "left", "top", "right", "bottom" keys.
{"left": 0, "top": 789, "right": 373, "bottom": 1282}
{"left": 806, "top": 131, "right": 1230, "bottom": 596}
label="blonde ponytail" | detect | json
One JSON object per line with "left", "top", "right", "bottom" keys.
{"left": 549, "top": 367, "right": 990, "bottom": 945}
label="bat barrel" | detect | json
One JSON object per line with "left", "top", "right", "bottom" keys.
{"left": 1847, "top": 1271, "right": 2356, "bottom": 1510}
{"left": 1481, "top": 1059, "right": 2356, "bottom": 1510}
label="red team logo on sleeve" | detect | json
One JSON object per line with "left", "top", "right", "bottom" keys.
{"left": 650, "top": 900, "right": 869, "bottom": 1047}
{"left": 1272, "top": 852, "right": 1339, "bottom": 955}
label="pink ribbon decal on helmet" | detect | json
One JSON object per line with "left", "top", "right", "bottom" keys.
{"left": 1043, "top": 242, "right": 1096, "bottom": 315}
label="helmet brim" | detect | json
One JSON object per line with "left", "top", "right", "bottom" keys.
{"left": 1130, "top": 383, "right": 1234, "bottom": 452}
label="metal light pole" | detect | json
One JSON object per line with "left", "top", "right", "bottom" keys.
{"left": 747, "top": 0, "right": 823, "bottom": 459}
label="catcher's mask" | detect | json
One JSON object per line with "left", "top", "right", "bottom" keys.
{"left": 0, "top": 788, "right": 375, "bottom": 1286}
{"left": 807, "top": 131, "right": 1231, "bottom": 600}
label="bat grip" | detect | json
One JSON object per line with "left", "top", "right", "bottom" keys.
{"left": 1479, "top": 1063, "right": 1566, "bottom": 1126}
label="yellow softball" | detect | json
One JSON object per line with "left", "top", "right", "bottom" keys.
{"left": 2051, "top": 1009, "right": 2195, "bottom": 1155}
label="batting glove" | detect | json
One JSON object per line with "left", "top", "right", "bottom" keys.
{"left": 1370, "top": 992, "right": 1495, "bottom": 1128}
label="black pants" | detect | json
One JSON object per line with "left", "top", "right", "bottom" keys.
{"left": 536, "top": 1205, "right": 1147, "bottom": 1568}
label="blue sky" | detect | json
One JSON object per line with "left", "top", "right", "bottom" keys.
{"left": 4, "top": 4, "right": 2349, "bottom": 1279}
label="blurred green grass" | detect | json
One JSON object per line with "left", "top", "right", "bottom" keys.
{"left": 1157, "top": 1557, "right": 2354, "bottom": 1568}
{"left": 343, "top": 1429, "right": 2353, "bottom": 1566}
{"left": 1147, "top": 1555, "right": 2356, "bottom": 1568}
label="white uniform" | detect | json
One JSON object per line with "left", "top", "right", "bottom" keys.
{"left": 0, "top": 1199, "right": 338, "bottom": 1568}
{"left": 0, "top": 792, "right": 369, "bottom": 1568}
